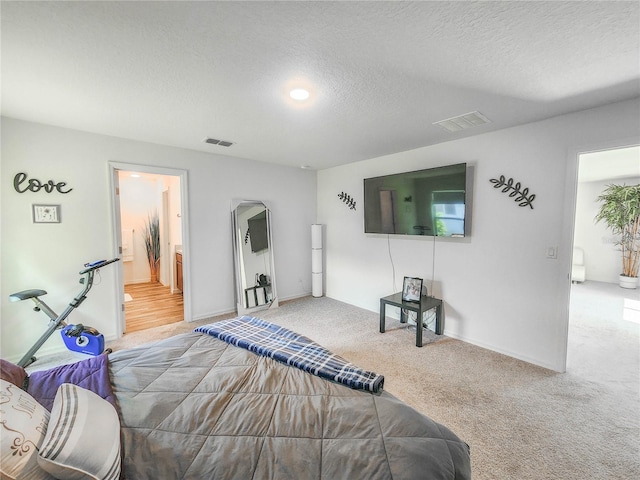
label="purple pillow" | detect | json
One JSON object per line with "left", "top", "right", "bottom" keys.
{"left": 27, "top": 353, "right": 117, "bottom": 412}
{"left": 0, "top": 359, "right": 27, "bottom": 388}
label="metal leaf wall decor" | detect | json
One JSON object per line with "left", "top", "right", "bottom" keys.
{"left": 489, "top": 175, "right": 535, "bottom": 209}
{"left": 338, "top": 192, "right": 356, "bottom": 210}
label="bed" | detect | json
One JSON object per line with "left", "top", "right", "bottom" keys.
{"left": 1, "top": 316, "right": 471, "bottom": 480}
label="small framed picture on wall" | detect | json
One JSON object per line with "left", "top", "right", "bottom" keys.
{"left": 32, "top": 204, "right": 61, "bottom": 223}
{"left": 402, "top": 276, "right": 423, "bottom": 302}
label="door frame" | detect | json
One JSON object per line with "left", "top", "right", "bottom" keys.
{"left": 108, "top": 162, "right": 192, "bottom": 338}
{"left": 559, "top": 135, "right": 640, "bottom": 372}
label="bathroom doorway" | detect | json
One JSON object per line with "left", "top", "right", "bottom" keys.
{"left": 109, "top": 163, "right": 191, "bottom": 337}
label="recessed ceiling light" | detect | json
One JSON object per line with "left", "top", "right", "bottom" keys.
{"left": 290, "top": 88, "right": 310, "bottom": 101}
{"left": 130, "top": 173, "right": 141, "bottom": 178}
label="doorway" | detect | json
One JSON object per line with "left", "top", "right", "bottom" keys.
{"left": 109, "top": 163, "right": 191, "bottom": 338}
{"left": 567, "top": 145, "right": 640, "bottom": 376}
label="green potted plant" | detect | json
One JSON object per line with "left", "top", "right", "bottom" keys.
{"left": 595, "top": 183, "right": 640, "bottom": 289}
{"left": 143, "top": 211, "right": 161, "bottom": 283}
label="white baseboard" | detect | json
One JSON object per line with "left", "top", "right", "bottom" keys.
{"left": 279, "top": 291, "right": 312, "bottom": 302}
{"left": 7, "top": 342, "right": 67, "bottom": 366}
{"left": 189, "top": 291, "right": 312, "bottom": 323}
{"left": 190, "top": 307, "right": 236, "bottom": 323}
{"left": 439, "top": 330, "right": 561, "bottom": 372}
{"left": 124, "top": 278, "right": 151, "bottom": 285}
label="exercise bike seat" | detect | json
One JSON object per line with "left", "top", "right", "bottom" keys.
{"left": 9, "top": 289, "right": 47, "bottom": 302}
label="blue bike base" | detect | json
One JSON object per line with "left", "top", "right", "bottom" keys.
{"left": 61, "top": 325, "right": 105, "bottom": 356}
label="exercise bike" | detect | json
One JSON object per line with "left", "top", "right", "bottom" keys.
{"left": 9, "top": 258, "right": 120, "bottom": 367}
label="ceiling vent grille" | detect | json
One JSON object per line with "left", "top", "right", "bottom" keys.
{"left": 204, "top": 137, "right": 234, "bottom": 147}
{"left": 433, "top": 111, "right": 491, "bottom": 132}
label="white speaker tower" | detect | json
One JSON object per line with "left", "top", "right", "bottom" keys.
{"left": 311, "top": 224, "right": 323, "bottom": 297}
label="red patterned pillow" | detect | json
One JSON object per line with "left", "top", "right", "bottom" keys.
{"left": 0, "top": 359, "right": 27, "bottom": 388}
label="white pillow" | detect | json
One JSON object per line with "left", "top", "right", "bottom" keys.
{"left": 37, "top": 383, "right": 121, "bottom": 480}
{"left": 0, "top": 379, "right": 50, "bottom": 480}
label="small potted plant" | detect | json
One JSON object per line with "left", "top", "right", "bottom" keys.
{"left": 143, "top": 211, "right": 161, "bottom": 283}
{"left": 595, "top": 183, "right": 640, "bottom": 289}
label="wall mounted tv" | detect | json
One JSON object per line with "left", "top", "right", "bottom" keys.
{"left": 247, "top": 210, "right": 268, "bottom": 253}
{"left": 364, "top": 163, "right": 467, "bottom": 237}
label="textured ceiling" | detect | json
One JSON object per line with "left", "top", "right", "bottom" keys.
{"left": 2, "top": 1, "right": 639, "bottom": 170}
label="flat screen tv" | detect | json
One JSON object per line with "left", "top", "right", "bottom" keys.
{"left": 247, "top": 211, "right": 268, "bottom": 253}
{"left": 364, "top": 163, "right": 467, "bottom": 237}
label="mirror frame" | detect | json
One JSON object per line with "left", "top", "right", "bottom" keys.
{"left": 231, "top": 199, "right": 279, "bottom": 315}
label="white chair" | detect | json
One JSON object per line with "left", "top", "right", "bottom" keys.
{"left": 572, "top": 247, "right": 586, "bottom": 283}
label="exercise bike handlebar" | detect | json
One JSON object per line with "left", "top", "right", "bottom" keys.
{"left": 80, "top": 258, "right": 120, "bottom": 274}
{"left": 74, "top": 258, "right": 120, "bottom": 305}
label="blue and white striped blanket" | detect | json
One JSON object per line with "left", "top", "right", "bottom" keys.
{"left": 195, "top": 316, "right": 384, "bottom": 393}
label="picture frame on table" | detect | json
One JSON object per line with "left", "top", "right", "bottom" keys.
{"left": 402, "top": 276, "right": 423, "bottom": 302}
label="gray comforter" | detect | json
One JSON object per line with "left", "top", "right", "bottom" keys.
{"left": 109, "top": 332, "right": 471, "bottom": 479}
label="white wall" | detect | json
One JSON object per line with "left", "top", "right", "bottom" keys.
{"left": 318, "top": 98, "right": 640, "bottom": 372}
{"left": 119, "top": 173, "right": 164, "bottom": 284}
{"left": 574, "top": 176, "right": 640, "bottom": 283}
{"left": 1, "top": 117, "right": 316, "bottom": 362}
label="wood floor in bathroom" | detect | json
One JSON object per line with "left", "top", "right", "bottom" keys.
{"left": 124, "top": 282, "right": 183, "bottom": 333}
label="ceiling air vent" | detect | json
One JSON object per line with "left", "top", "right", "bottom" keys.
{"left": 204, "top": 137, "right": 234, "bottom": 147}
{"left": 433, "top": 111, "right": 491, "bottom": 133}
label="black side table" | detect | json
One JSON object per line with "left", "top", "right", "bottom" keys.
{"left": 244, "top": 285, "right": 271, "bottom": 308}
{"left": 379, "top": 293, "right": 444, "bottom": 347}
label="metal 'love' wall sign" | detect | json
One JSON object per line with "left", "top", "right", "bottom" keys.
{"left": 13, "top": 172, "right": 73, "bottom": 194}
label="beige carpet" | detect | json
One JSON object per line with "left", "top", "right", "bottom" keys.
{"left": 27, "top": 283, "right": 639, "bottom": 480}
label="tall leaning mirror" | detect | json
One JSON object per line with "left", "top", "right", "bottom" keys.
{"left": 231, "top": 200, "right": 278, "bottom": 315}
